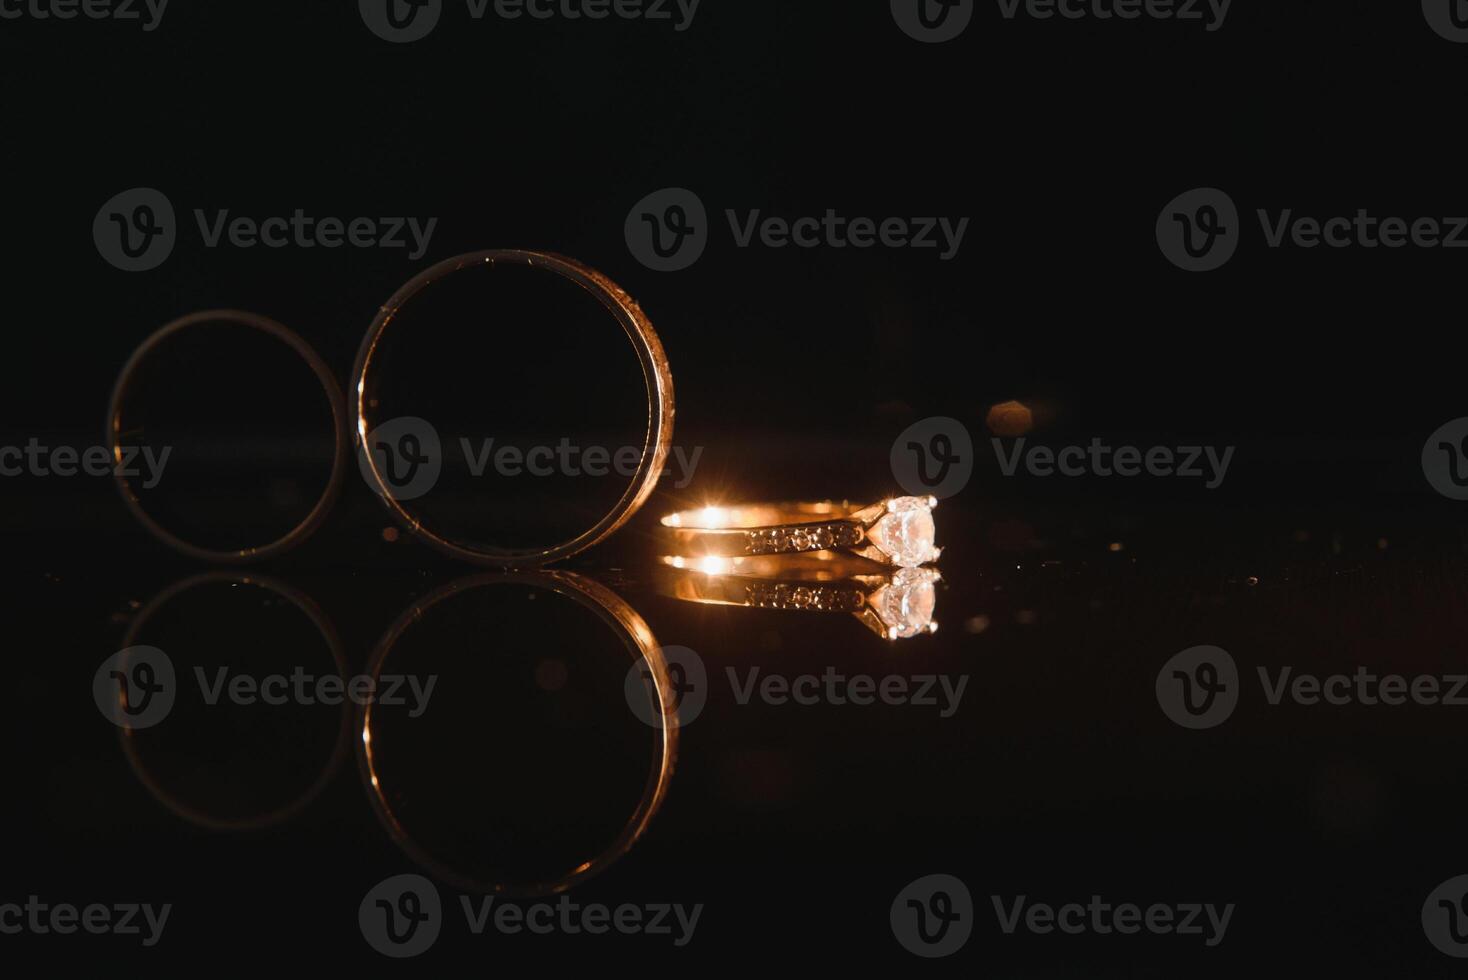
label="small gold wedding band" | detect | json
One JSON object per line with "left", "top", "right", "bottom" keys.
{"left": 108, "top": 310, "right": 347, "bottom": 563}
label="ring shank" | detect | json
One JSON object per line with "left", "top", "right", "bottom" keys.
{"left": 658, "top": 500, "right": 879, "bottom": 558}
{"left": 660, "top": 500, "right": 868, "bottom": 529}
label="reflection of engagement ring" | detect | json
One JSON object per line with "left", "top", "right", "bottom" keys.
{"left": 655, "top": 554, "right": 941, "bottom": 639}
{"left": 659, "top": 496, "right": 940, "bottom": 568}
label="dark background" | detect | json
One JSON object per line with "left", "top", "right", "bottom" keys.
{"left": 4, "top": 0, "right": 1468, "bottom": 972}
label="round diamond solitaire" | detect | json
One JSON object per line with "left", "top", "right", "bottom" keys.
{"left": 864, "top": 496, "right": 940, "bottom": 568}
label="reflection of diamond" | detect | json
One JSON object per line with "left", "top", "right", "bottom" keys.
{"left": 870, "top": 567, "right": 940, "bottom": 639}
{"left": 866, "top": 496, "right": 939, "bottom": 567}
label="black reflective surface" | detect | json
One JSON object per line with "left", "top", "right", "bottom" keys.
{"left": 5, "top": 0, "right": 1468, "bottom": 973}
{"left": 9, "top": 432, "right": 1468, "bottom": 971}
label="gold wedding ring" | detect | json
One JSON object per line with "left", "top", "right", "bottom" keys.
{"left": 108, "top": 310, "right": 348, "bottom": 563}
{"left": 352, "top": 250, "right": 674, "bottom": 568}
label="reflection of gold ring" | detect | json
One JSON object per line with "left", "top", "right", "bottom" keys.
{"left": 358, "top": 571, "right": 678, "bottom": 895}
{"left": 659, "top": 495, "right": 940, "bottom": 568}
{"left": 655, "top": 555, "right": 941, "bottom": 639}
{"left": 352, "top": 250, "right": 675, "bottom": 568}
{"left": 119, "top": 572, "right": 350, "bottom": 831}
{"left": 108, "top": 310, "right": 348, "bottom": 563}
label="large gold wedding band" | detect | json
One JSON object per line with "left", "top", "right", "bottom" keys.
{"left": 352, "top": 250, "right": 674, "bottom": 568}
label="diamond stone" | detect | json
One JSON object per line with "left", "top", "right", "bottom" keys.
{"left": 870, "top": 567, "right": 939, "bottom": 639}
{"left": 866, "top": 496, "right": 938, "bottom": 567}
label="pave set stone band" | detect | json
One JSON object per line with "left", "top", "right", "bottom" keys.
{"left": 658, "top": 495, "right": 942, "bottom": 568}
